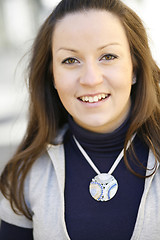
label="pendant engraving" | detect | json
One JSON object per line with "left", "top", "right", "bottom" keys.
{"left": 89, "top": 173, "right": 118, "bottom": 201}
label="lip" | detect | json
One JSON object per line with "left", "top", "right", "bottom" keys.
{"left": 78, "top": 92, "right": 108, "bottom": 98}
{"left": 77, "top": 92, "right": 110, "bottom": 105}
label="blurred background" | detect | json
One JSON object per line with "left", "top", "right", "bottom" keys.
{"left": 0, "top": 0, "right": 160, "bottom": 175}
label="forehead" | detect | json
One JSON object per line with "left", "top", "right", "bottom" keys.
{"left": 52, "top": 10, "right": 129, "bottom": 50}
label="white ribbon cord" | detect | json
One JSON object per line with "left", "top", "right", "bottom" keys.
{"left": 73, "top": 136, "right": 101, "bottom": 175}
{"left": 73, "top": 133, "right": 136, "bottom": 176}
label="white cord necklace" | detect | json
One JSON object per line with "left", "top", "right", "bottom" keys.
{"left": 73, "top": 133, "right": 136, "bottom": 202}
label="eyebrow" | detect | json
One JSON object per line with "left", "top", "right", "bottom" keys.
{"left": 56, "top": 42, "right": 121, "bottom": 53}
{"left": 56, "top": 48, "right": 78, "bottom": 53}
{"left": 97, "top": 42, "right": 121, "bottom": 50}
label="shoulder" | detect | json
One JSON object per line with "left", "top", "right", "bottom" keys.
{"left": 0, "top": 143, "right": 65, "bottom": 229}
{"left": 0, "top": 127, "right": 68, "bottom": 229}
{"left": 24, "top": 143, "right": 65, "bottom": 203}
{"left": 25, "top": 124, "right": 68, "bottom": 207}
{"left": 26, "top": 123, "right": 68, "bottom": 184}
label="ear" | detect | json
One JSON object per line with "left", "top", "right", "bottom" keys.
{"left": 131, "top": 53, "right": 138, "bottom": 85}
{"left": 132, "top": 74, "right": 137, "bottom": 85}
{"left": 53, "top": 80, "right": 57, "bottom": 90}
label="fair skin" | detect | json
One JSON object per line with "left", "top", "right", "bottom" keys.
{"left": 52, "top": 10, "right": 134, "bottom": 133}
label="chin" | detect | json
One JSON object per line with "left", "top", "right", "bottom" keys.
{"left": 81, "top": 119, "right": 112, "bottom": 133}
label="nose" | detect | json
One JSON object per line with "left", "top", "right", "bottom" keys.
{"left": 80, "top": 61, "right": 103, "bottom": 86}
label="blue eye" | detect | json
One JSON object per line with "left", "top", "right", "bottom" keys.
{"left": 62, "top": 58, "right": 79, "bottom": 64}
{"left": 100, "top": 54, "right": 118, "bottom": 61}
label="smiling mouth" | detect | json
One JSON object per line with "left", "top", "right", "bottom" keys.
{"left": 78, "top": 93, "right": 110, "bottom": 103}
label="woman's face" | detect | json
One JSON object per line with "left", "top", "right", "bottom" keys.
{"left": 52, "top": 10, "right": 133, "bottom": 133}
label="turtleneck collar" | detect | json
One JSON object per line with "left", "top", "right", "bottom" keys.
{"left": 67, "top": 111, "right": 131, "bottom": 155}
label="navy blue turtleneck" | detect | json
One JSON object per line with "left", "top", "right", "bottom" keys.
{"left": 64, "top": 115, "right": 148, "bottom": 240}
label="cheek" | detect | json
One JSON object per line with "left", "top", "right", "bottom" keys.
{"left": 53, "top": 69, "right": 67, "bottom": 92}
{"left": 54, "top": 72, "right": 74, "bottom": 105}
{"left": 55, "top": 80, "right": 69, "bottom": 98}
{"left": 106, "top": 65, "right": 132, "bottom": 89}
{"left": 54, "top": 65, "right": 75, "bottom": 87}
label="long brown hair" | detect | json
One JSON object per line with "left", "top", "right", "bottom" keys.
{"left": 1, "top": 0, "right": 160, "bottom": 220}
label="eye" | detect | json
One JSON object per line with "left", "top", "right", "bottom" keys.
{"left": 62, "top": 58, "right": 79, "bottom": 64}
{"left": 100, "top": 54, "right": 118, "bottom": 61}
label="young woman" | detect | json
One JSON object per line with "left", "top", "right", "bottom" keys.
{"left": 0, "top": 0, "right": 160, "bottom": 239}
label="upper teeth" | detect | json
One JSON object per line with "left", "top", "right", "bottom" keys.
{"left": 80, "top": 94, "right": 108, "bottom": 103}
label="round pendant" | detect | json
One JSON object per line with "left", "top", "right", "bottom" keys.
{"left": 89, "top": 173, "right": 118, "bottom": 201}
